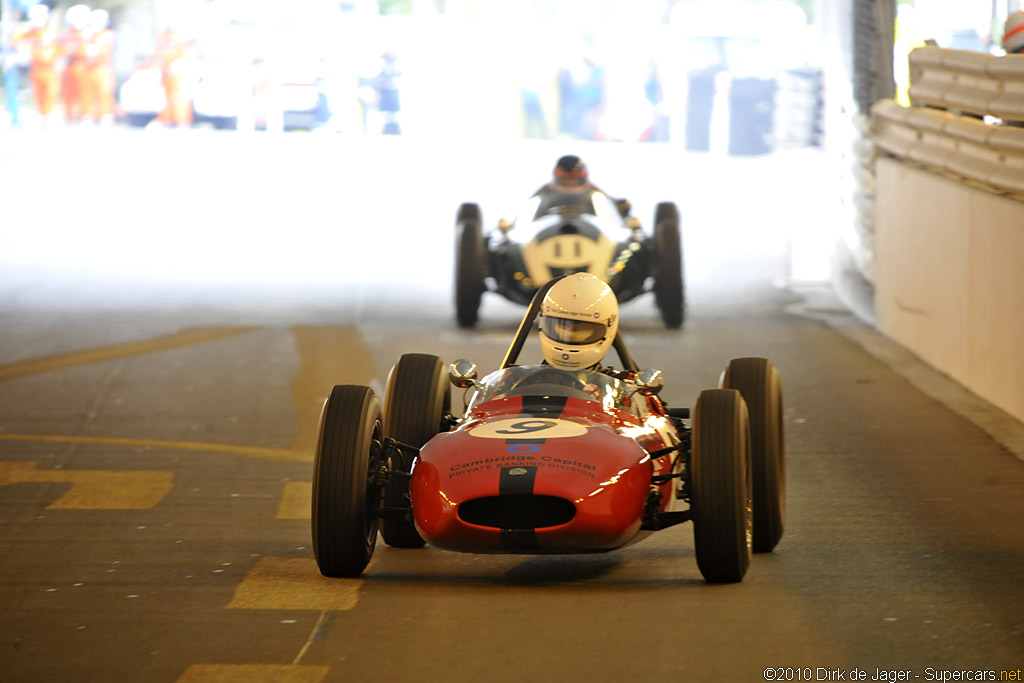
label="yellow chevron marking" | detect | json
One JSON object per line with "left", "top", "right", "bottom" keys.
{"left": 227, "top": 557, "right": 360, "bottom": 611}
{"left": 176, "top": 664, "right": 329, "bottom": 683}
{"left": 0, "top": 461, "right": 173, "bottom": 509}
{"left": 277, "top": 481, "right": 312, "bottom": 519}
{"left": 0, "top": 326, "right": 259, "bottom": 382}
{"left": 289, "top": 326, "right": 375, "bottom": 455}
{"left": 0, "top": 433, "right": 306, "bottom": 462}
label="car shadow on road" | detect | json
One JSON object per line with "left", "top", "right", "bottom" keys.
{"left": 364, "top": 542, "right": 706, "bottom": 587}
{"left": 499, "top": 555, "right": 624, "bottom": 584}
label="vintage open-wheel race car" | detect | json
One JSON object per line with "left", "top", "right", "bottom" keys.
{"left": 313, "top": 279, "right": 783, "bottom": 583}
{"left": 454, "top": 185, "right": 686, "bottom": 329}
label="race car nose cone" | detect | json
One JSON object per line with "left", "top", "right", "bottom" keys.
{"left": 411, "top": 421, "right": 651, "bottom": 554}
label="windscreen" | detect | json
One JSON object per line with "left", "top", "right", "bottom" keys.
{"left": 467, "top": 365, "right": 629, "bottom": 412}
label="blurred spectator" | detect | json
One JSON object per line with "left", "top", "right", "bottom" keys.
{"left": 685, "top": 61, "right": 723, "bottom": 152}
{"left": 12, "top": 4, "right": 61, "bottom": 126}
{"left": 519, "top": 58, "right": 549, "bottom": 139}
{"left": 3, "top": 44, "right": 20, "bottom": 127}
{"left": 557, "top": 55, "right": 605, "bottom": 140}
{"left": 61, "top": 4, "right": 92, "bottom": 123}
{"left": 356, "top": 71, "right": 376, "bottom": 133}
{"left": 644, "top": 58, "right": 669, "bottom": 142}
{"left": 576, "top": 58, "right": 605, "bottom": 139}
{"left": 375, "top": 51, "right": 400, "bottom": 134}
{"left": 83, "top": 9, "right": 115, "bottom": 125}
{"left": 137, "top": 26, "right": 194, "bottom": 127}
{"left": 521, "top": 85, "right": 547, "bottom": 139}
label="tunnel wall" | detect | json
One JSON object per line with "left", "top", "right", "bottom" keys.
{"left": 874, "top": 156, "right": 1024, "bottom": 424}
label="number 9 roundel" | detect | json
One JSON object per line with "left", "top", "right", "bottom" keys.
{"left": 468, "top": 418, "right": 588, "bottom": 439}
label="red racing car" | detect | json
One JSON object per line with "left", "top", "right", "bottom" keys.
{"left": 312, "top": 282, "right": 784, "bottom": 583}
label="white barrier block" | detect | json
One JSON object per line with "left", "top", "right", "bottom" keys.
{"left": 870, "top": 99, "right": 918, "bottom": 157}
{"left": 906, "top": 107, "right": 958, "bottom": 168}
{"left": 943, "top": 117, "right": 1001, "bottom": 184}
{"left": 986, "top": 54, "right": 1024, "bottom": 124}
{"left": 987, "top": 126, "right": 1024, "bottom": 194}
{"left": 908, "top": 46, "right": 954, "bottom": 109}
{"left": 942, "top": 49, "right": 998, "bottom": 116}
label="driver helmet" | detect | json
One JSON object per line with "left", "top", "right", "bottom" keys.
{"left": 539, "top": 273, "right": 618, "bottom": 370}
{"left": 1004, "top": 11, "right": 1024, "bottom": 54}
{"left": 553, "top": 155, "right": 588, "bottom": 187}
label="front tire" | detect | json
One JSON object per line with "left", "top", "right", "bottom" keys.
{"left": 721, "top": 357, "right": 785, "bottom": 553}
{"left": 382, "top": 354, "right": 451, "bottom": 548}
{"left": 691, "top": 388, "right": 752, "bottom": 583}
{"left": 653, "top": 202, "right": 686, "bottom": 329}
{"left": 312, "top": 385, "right": 384, "bottom": 578}
{"left": 454, "top": 203, "right": 486, "bottom": 327}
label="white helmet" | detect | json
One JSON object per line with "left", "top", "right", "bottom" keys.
{"left": 90, "top": 9, "right": 110, "bottom": 30}
{"left": 539, "top": 273, "right": 619, "bottom": 370}
{"left": 66, "top": 5, "right": 91, "bottom": 30}
{"left": 28, "top": 4, "right": 50, "bottom": 28}
{"left": 1004, "top": 11, "right": 1024, "bottom": 54}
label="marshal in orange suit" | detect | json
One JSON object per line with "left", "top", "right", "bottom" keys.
{"left": 60, "top": 5, "right": 94, "bottom": 123}
{"left": 83, "top": 9, "right": 116, "bottom": 123}
{"left": 12, "top": 4, "right": 61, "bottom": 121}
{"left": 138, "top": 26, "right": 193, "bottom": 127}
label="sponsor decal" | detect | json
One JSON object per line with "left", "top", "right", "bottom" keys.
{"left": 500, "top": 465, "right": 537, "bottom": 495}
{"left": 447, "top": 453, "right": 596, "bottom": 479}
{"left": 540, "top": 455, "right": 594, "bottom": 470}
{"left": 450, "top": 455, "right": 537, "bottom": 471}
{"left": 541, "top": 454, "right": 596, "bottom": 478}
{"left": 507, "top": 443, "right": 542, "bottom": 454}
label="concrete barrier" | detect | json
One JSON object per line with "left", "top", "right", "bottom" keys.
{"left": 874, "top": 157, "right": 1024, "bottom": 424}
{"left": 872, "top": 46, "right": 1024, "bottom": 424}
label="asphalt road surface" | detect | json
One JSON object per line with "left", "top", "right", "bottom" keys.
{"left": 1, "top": 130, "right": 1022, "bottom": 682}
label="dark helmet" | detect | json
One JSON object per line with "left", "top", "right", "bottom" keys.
{"left": 553, "top": 155, "right": 588, "bottom": 186}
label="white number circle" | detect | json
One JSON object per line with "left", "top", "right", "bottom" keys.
{"left": 468, "top": 418, "right": 588, "bottom": 439}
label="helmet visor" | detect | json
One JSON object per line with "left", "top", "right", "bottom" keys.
{"left": 541, "top": 316, "right": 606, "bottom": 345}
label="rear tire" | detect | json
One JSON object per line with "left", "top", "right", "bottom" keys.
{"left": 455, "top": 203, "right": 486, "bottom": 327}
{"left": 653, "top": 202, "right": 686, "bottom": 329}
{"left": 722, "top": 357, "right": 785, "bottom": 553}
{"left": 312, "top": 385, "right": 384, "bottom": 578}
{"left": 691, "top": 388, "right": 752, "bottom": 583}
{"left": 382, "top": 354, "right": 451, "bottom": 548}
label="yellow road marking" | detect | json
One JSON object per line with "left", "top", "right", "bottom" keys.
{"left": 290, "top": 326, "right": 376, "bottom": 455}
{"left": 0, "top": 326, "right": 259, "bottom": 382}
{"left": 0, "top": 461, "right": 173, "bottom": 509}
{"left": 176, "top": 664, "right": 329, "bottom": 683}
{"left": 0, "top": 326, "right": 377, "bottom": 518}
{"left": 0, "top": 433, "right": 307, "bottom": 462}
{"left": 227, "top": 557, "right": 361, "bottom": 611}
{"left": 277, "top": 482, "right": 312, "bottom": 519}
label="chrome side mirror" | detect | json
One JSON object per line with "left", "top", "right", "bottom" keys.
{"left": 449, "top": 358, "right": 478, "bottom": 388}
{"left": 635, "top": 368, "right": 664, "bottom": 394}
